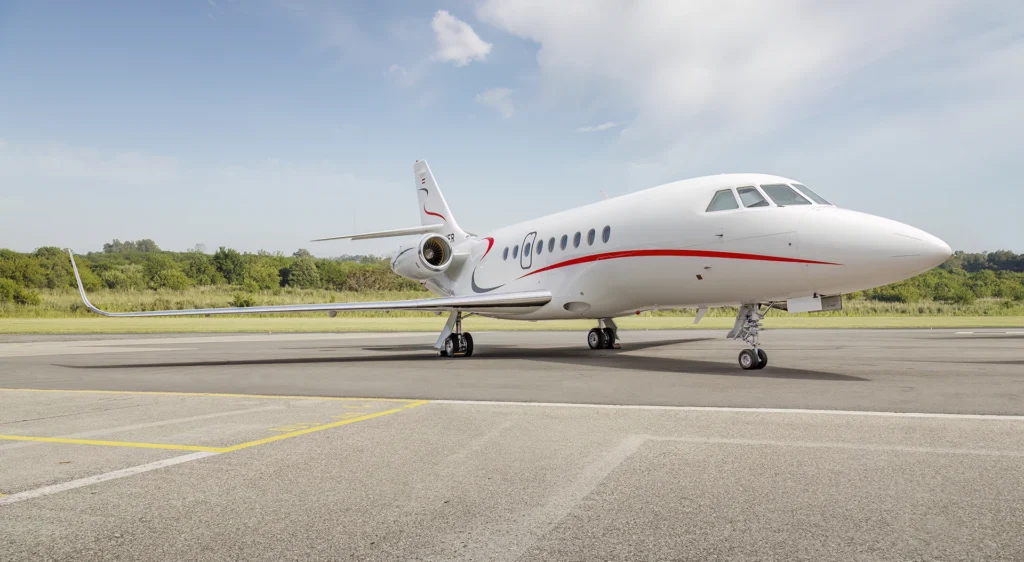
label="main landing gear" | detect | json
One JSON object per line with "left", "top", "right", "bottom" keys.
{"left": 587, "top": 318, "right": 620, "bottom": 350}
{"left": 728, "top": 303, "right": 772, "bottom": 370}
{"left": 437, "top": 311, "right": 474, "bottom": 357}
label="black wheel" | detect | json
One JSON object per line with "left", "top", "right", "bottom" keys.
{"left": 755, "top": 348, "right": 767, "bottom": 369}
{"left": 602, "top": 328, "right": 615, "bottom": 349}
{"left": 463, "top": 332, "right": 474, "bottom": 357}
{"left": 443, "top": 335, "right": 457, "bottom": 357}
{"left": 738, "top": 349, "right": 758, "bottom": 370}
{"left": 587, "top": 328, "right": 606, "bottom": 350}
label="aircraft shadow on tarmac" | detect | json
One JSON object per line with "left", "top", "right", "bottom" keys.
{"left": 60, "top": 338, "right": 864, "bottom": 381}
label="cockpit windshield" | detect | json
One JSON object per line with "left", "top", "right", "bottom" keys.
{"left": 791, "top": 183, "right": 832, "bottom": 205}
{"left": 760, "top": 184, "right": 811, "bottom": 206}
{"left": 736, "top": 186, "right": 769, "bottom": 208}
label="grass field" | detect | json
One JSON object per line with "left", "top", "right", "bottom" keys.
{"left": 1, "top": 315, "right": 1022, "bottom": 334}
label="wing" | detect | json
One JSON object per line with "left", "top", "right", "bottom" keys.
{"left": 311, "top": 224, "right": 442, "bottom": 242}
{"left": 68, "top": 250, "right": 549, "bottom": 317}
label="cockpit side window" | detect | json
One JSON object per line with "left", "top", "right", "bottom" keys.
{"left": 761, "top": 184, "right": 811, "bottom": 206}
{"left": 792, "top": 183, "right": 831, "bottom": 205}
{"left": 706, "top": 189, "right": 739, "bottom": 212}
{"left": 736, "top": 186, "right": 769, "bottom": 208}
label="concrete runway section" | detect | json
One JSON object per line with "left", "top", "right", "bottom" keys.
{"left": 1, "top": 329, "right": 1023, "bottom": 561}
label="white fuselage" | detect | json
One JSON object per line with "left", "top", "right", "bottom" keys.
{"left": 418, "top": 173, "right": 951, "bottom": 320}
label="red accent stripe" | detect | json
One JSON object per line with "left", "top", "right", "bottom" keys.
{"left": 518, "top": 249, "right": 840, "bottom": 279}
{"left": 482, "top": 237, "right": 495, "bottom": 259}
{"left": 423, "top": 206, "right": 446, "bottom": 222}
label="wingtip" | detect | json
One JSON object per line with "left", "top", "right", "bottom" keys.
{"left": 67, "top": 249, "right": 106, "bottom": 316}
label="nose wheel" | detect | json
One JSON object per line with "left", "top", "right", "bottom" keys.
{"left": 738, "top": 348, "right": 767, "bottom": 370}
{"left": 730, "top": 304, "right": 772, "bottom": 370}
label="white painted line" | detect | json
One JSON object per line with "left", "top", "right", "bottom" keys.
{"left": 954, "top": 331, "right": 1024, "bottom": 336}
{"left": 0, "top": 406, "right": 283, "bottom": 451}
{"left": 430, "top": 400, "right": 1024, "bottom": 420}
{"left": 648, "top": 436, "right": 1024, "bottom": 457}
{"left": 0, "top": 451, "right": 218, "bottom": 506}
{"left": 445, "top": 435, "right": 647, "bottom": 562}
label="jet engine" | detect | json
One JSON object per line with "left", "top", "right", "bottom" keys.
{"left": 390, "top": 234, "right": 454, "bottom": 281}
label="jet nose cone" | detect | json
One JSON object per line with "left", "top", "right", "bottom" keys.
{"left": 898, "top": 227, "right": 952, "bottom": 274}
{"left": 797, "top": 208, "right": 953, "bottom": 294}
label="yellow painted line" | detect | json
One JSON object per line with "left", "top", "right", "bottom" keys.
{"left": 0, "top": 388, "right": 416, "bottom": 403}
{"left": 217, "top": 400, "right": 430, "bottom": 453}
{"left": 0, "top": 434, "right": 222, "bottom": 452}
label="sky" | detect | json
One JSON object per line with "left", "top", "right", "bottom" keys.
{"left": 1, "top": 0, "right": 1022, "bottom": 257}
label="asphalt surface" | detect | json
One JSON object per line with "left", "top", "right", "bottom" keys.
{"left": 1, "top": 329, "right": 1023, "bottom": 561}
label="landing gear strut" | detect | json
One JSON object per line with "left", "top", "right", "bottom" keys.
{"left": 587, "top": 318, "right": 619, "bottom": 350}
{"left": 437, "top": 312, "right": 474, "bottom": 357}
{"left": 728, "top": 304, "right": 771, "bottom": 370}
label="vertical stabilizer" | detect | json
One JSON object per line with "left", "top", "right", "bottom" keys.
{"left": 414, "top": 160, "right": 467, "bottom": 241}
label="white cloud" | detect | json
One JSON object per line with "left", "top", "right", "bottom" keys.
{"left": 475, "top": 88, "right": 514, "bottom": 119}
{"left": 431, "top": 10, "right": 492, "bottom": 67}
{"left": 477, "top": 0, "right": 1024, "bottom": 157}
{"left": 576, "top": 122, "right": 617, "bottom": 133}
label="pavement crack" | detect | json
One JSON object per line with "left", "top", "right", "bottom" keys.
{"left": 4, "top": 403, "right": 143, "bottom": 425}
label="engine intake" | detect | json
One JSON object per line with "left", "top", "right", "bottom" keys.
{"left": 390, "top": 234, "right": 454, "bottom": 280}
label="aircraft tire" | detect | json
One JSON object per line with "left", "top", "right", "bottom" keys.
{"left": 463, "top": 333, "right": 474, "bottom": 357}
{"left": 587, "top": 328, "right": 606, "bottom": 350}
{"left": 738, "top": 349, "right": 759, "bottom": 370}
{"left": 755, "top": 349, "right": 768, "bottom": 369}
{"left": 602, "top": 328, "right": 615, "bottom": 349}
{"left": 444, "top": 335, "right": 457, "bottom": 357}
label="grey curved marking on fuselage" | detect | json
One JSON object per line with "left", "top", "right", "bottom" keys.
{"left": 390, "top": 247, "right": 414, "bottom": 268}
{"left": 418, "top": 188, "right": 428, "bottom": 195}
{"left": 471, "top": 267, "right": 505, "bottom": 293}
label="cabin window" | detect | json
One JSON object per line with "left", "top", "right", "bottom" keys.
{"left": 548, "top": 237, "right": 555, "bottom": 252}
{"left": 602, "top": 226, "right": 611, "bottom": 243}
{"left": 573, "top": 232, "right": 581, "bottom": 248}
{"left": 524, "top": 242, "right": 532, "bottom": 257}
{"left": 792, "top": 183, "right": 831, "bottom": 205}
{"left": 707, "top": 189, "right": 740, "bottom": 211}
{"left": 503, "top": 247, "right": 508, "bottom": 260}
{"left": 761, "top": 183, "right": 811, "bottom": 206}
{"left": 536, "top": 239, "right": 543, "bottom": 255}
{"left": 560, "top": 235, "right": 568, "bottom": 250}
{"left": 587, "top": 229, "right": 596, "bottom": 246}
{"left": 736, "top": 187, "right": 769, "bottom": 208}
{"left": 513, "top": 245, "right": 519, "bottom": 258}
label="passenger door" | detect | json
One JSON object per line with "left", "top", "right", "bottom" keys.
{"left": 520, "top": 232, "right": 537, "bottom": 270}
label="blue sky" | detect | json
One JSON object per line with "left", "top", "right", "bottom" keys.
{"left": 1, "top": 0, "right": 1022, "bottom": 256}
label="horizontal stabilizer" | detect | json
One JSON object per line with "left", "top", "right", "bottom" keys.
{"left": 311, "top": 224, "right": 443, "bottom": 242}
{"left": 68, "top": 250, "right": 550, "bottom": 317}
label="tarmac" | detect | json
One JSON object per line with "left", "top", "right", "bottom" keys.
{"left": 1, "top": 329, "right": 1023, "bottom": 561}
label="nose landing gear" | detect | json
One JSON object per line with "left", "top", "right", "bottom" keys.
{"left": 729, "top": 304, "right": 771, "bottom": 369}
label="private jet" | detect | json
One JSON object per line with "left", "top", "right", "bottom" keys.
{"left": 69, "top": 160, "right": 952, "bottom": 369}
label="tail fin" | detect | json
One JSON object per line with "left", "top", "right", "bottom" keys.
{"left": 415, "top": 160, "right": 468, "bottom": 241}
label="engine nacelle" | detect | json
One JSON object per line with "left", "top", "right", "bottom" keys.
{"left": 390, "top": 234, "right": 454, "bottom": 281}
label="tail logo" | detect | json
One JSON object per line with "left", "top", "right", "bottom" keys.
{"left": 423, "top": 206, "right": 446, "bottom": 222}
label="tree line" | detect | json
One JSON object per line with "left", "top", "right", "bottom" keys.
{"left": 1, "top": 240, "right": 1022, "bottom": 307}
{"left": 0, "top": 240, "right": 424, "bottom": 306}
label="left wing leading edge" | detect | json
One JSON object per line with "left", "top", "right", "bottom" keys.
{"left": 68, "top": 251, "right": 550, "bottom": 317}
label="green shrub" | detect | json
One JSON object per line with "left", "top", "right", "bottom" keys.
{"left": 0, "top": 278, "right": 17, "bottom": 302}
{"left": 151, "top": 269, "right": 192, "bottom": 291}
{"left": 230, "top": 293, "right": 257, "bottom": 307}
